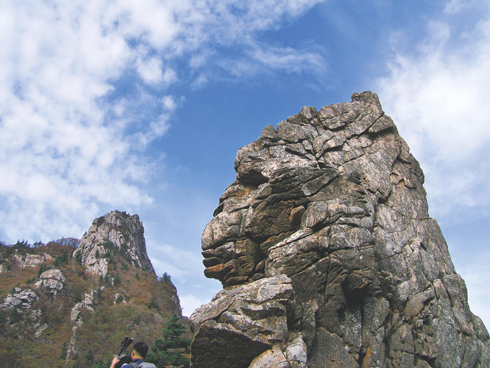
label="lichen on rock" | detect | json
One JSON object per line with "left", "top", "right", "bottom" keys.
{"left": 190, "top": 92, "right": 490, "bottom": 368}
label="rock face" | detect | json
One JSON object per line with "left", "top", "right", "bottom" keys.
{"left": 73, "top": 210, "right": 155, "bottom": 276}
{"left": 191, "top": 275, "right": 295, "bottom": 368}
{"left": 12, "top": 252, "right": 54, "bottom": 268}
{"left": 190, "top": 92, "right": 490, "bottom": 368}
{"left": 1, "top": 287, "right": 47, "bottom": 338}
{"left": 68, "top": 211, "right": 156, "bottom": 358}
{"left": 34, "top": 268, "right": 66, "bottom": 295}
{"left": 3, "top": 287, "right": 39, "bottom": 310}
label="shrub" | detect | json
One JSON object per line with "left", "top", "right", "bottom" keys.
{"left": 104, "top": 241, "right": 114, "bottom": 249}
{"left": 60, "top": 342, "right": 67, "bottom": 359}
{"left": 38, "top": 263, "right": 48, "bottom": 277}
{"left": 93, "top": 359, "right": 106, "bottom": 368}
{"left": 84, "top": 349, "right": 94, "bottom": 364}
{"left": 54, "top": 252, "right": 69, "bottom": 267}
{"left": 74, "top": 252, "right": 83, "bottom": 264}
{"left": 147, "top": 314, "right": 191, "bottom": 368}
{"left": 160, "top": 272, "right": 172, "bottom": 283}
{"left": 148, "top": 296, "right": 160, "bottom": 311}
{"left": 14, "top": 240, "right": 31, "bottom": 249}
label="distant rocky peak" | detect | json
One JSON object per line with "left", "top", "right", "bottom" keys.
{"left": 73, "top": 210, "right": 155, "bottom": 277}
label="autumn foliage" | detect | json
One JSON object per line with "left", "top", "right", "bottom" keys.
{"left": 0, "top": 240, "right": 188, "bottom": 368}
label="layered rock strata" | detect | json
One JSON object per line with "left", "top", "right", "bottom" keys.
{"left": 190, "top": 92, "right": 490, "bottom": 368}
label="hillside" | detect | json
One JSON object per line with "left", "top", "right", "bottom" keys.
{"left": 0, "top": 211, "right": 185, "bottom": 368}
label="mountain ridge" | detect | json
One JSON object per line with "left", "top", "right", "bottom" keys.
{"left": 0, "top": 210, "right": 184, "bottom": 368}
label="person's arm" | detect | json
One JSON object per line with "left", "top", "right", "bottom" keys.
{"left": 110, "top": 356, "right": 120, "bottom": 368}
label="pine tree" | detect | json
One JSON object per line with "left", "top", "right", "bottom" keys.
{"left": 60, "top": 342, "right": 67, "bottom": 359}
{"left": 146, "top": 314, "right": 191, "bottom": 368}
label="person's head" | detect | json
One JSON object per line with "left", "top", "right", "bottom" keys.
{"left": 131, "top": 341, "right": 149, "bottom": 360}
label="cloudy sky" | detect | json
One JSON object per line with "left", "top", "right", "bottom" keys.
{"left": 1, "top": 0, "right": 489, "bottom": 324}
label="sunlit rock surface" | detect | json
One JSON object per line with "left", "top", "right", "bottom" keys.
{"left": 34, "top": 268, "right": 66, "bottom": 295}
{"left": 190, "top": 92, "right": 490, "bottom": 368}
{"left": 12, "top": 253, "right": 54, "bottom": 268}
{"left": 73, "top": 210, "right": 155, "bottom": 276}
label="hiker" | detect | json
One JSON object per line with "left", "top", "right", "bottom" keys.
{"left": 110, "top": 341, "right": 156, "bottom": 368}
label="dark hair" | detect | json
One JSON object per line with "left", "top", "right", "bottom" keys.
{"left": 133, "top": 341, "right": 149, "bottom": 359}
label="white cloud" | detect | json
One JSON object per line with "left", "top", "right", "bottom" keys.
{"left": 376, "top": 2, "right": 490, "bottom": 217}
{"left": 162, "top": 68, "right": 178, "bottom": 85}
{"left": 449, "top": 240, "right": 490, "bottom": 328}
{"left": 162, "top": 95, "right": 178, "bottom": 112}
{"left": 179, "top": 294, "right": 208, "bottom": 317}
{"left": 459, "top": 262, "right": 490, "bottom": 328}
{"left": 149, "top": 243, "right": 204, "bottom": 284}
{"left": 248, "top": 43, "right": 327, "bottom": 75}
{"left": 444, "top": 0, "right": 465, "bottom": 14}
{"left": 191, "top": 74, "right": 209, "bottom": 90}
{"left": 0, "top": 0, "right": 327, "bottom": 243}
{"left": 136, "top": 57, "right": 165, "bottom": 85}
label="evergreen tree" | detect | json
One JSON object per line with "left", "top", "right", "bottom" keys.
{"left": 146, "top": 314, "right": 191, "bottom": 368}
{"left": 161, "top": 272, "right": 172, "bottom": 283}
{"left": 60, "top": 342, "right": 67, "bottom": 359}
{"left": 93, "top": 359, "right": 106, "bottom": 368}
{"left": 84, "top": 349, "right": 94, "bottom": 365}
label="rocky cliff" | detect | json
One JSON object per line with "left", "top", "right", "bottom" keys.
{"left": 73, "top": 211, "right": 155, "bottom": 277}
{"left": 0, "top": 211, "right": 182, "bottom": 368}
{"left": 190, "top": 92, "right": 490, "bottom": 368}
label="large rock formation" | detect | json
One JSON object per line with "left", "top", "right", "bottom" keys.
{"left": 73, "top": 210, "right": 155, "bottom": 276}
{"left": 69, "top": 211, "right": 158, "bottom": 358}
{"left": 34, "top": 268, "right": 66, "bottom": 295}
{"left": 190, "top": 92, "right": 490, "bottom": 367}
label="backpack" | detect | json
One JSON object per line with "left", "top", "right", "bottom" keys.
{"left": 128, "top": 363, "right": 157, "bottom": 368}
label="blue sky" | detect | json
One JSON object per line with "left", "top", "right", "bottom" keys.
{"left": 1, "top": 0, "right": 489, "bottom": 325}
